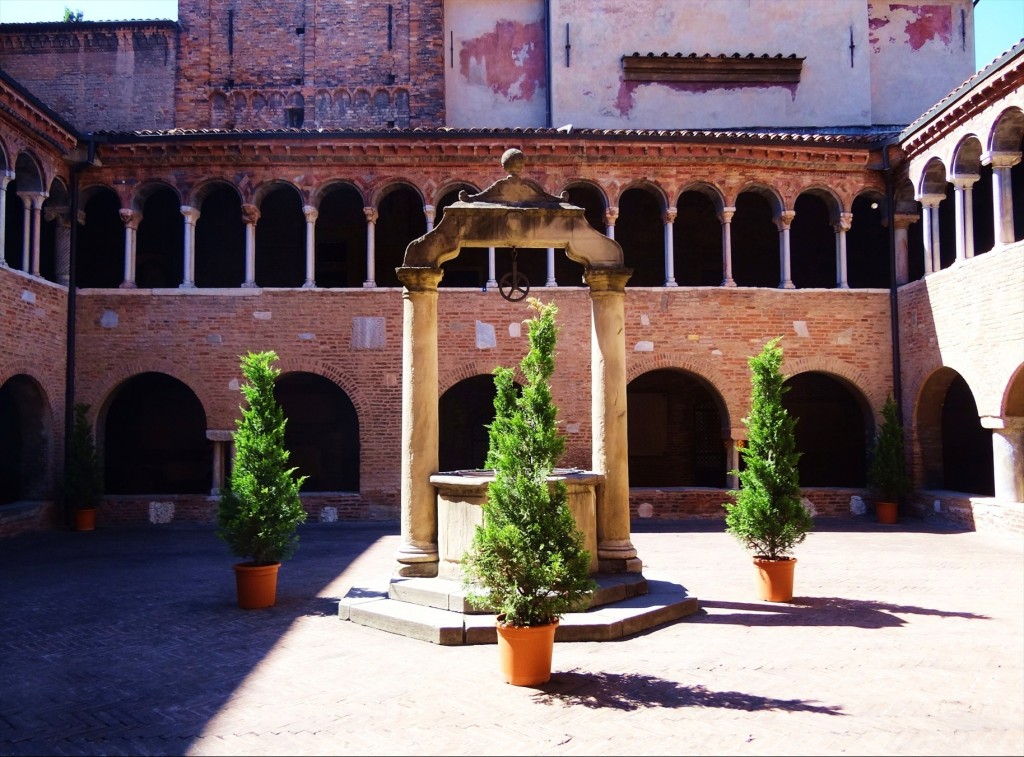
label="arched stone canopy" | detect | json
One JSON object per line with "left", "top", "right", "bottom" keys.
{"left": 394, "top": 149, "right": 638, "bottom": 578}
{"left": 401, "top": 148, "right": 624, "bottom": 270}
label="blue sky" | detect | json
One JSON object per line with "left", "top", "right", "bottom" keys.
{"left": 0, "top": 0, "right": 1021, "bottom": 73}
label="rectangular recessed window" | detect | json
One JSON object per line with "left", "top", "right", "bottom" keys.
{"left": 622, "top": 53, "right": 803, "bottom": 85}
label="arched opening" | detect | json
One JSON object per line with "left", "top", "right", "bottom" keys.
{"left": 77, "top": 188, "right": 123, "bottom": 288}
{"left": 627, "top": 369, "right": 728, "bottom": 487}
{"left": 103, "top": 373, "right": 211, "bottom": 494}
{"left": 375, "top": 186, "right": 426, "bottom": 288}
{"left": 437, "top": 186, "right": 488, "bottom": 288}
{"left": 136, "top": 186, "right": 185, "bottom": 288}
{"left": 782, "top": 372, "right": 869, "bottom": 487}
{"left": 616, "top": 186, "right": 664, "bottom": 287}
{"left": 438, "top": 375, "right": 498, "bottom": 472}
{"left": 674, "top": 190, "right": 722, "bottom": 286}
{"left": 315, "top": 184, "right": 367, "bottom": 288}
{"left": 972, "top": 164, "right": 995, "bottom": 256}
{"left": 847, "top": 193, "right": 890, "bottom": 288}
{"left": 916, "top": 368, "right": 994, "bottom": 494}
{"left": 194, "top": 185, "right": 244, "bottom": 288}
{"left": 731, "top": 190, "right": 779, "bottom": 288}
{"left": 559, "top": 184, "right": 603, "bottom": 287}
{"left": 255, "top": 185, "right": 305, "bottom": 287}
{"left": 938, "top": 183, "right": 957, "bottom": 270}
{"left": 274, "top": 373, "right": 360, "bottom": 492}
{"left": 790, "top": 193, "right": 836, "bottom": 289}
{"left": 0, "top": 375, "right": 50, "bottom": 504}
{"left": 3, "top": 176, "right": 24, "bottom": 268}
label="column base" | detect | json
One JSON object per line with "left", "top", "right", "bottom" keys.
{"left": 779, "top": 281, "right": 796, "bottom": 290}
{"left": 119, "top": 280, "right": 137, "bottom": 289}
{"left": 363, "top": 280, "right": 377, "bottom": 288}
{"left": 395, "top": 543, "right": 439, "bottom": 578}
{"left": 722, "top": 278, "right": 736, "bottom": 287}
{"left": 598, "top": 556, "right": 644, "bottom": 574}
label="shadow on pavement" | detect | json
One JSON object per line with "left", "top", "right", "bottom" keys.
{"left": 693, "top": 597, "right": 989, "bottom": 628}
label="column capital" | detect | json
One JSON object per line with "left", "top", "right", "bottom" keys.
{"left": 17, "top": 190, "right": 48, "bottom": 208}
{"left": 604, "top": 206, "right": 619, "bottom": 225}
{"left": 662, "top": 207, "right": 677, "bottom": 224}
{"left": 396, "top": 266, "right": 443, "bottom": 291}
{"left": 118, "top": 208, "right": 141, "bottom": 230}
{"left": 981, "top": 150, "right": 1021, "bottom": 169}
{"left": 915, "top": 193, "right": 944, "bottom": 208}
{"left": 833, "top": 212, "right": 853, "bottom": 233}
{"left": 981, "top": 416, "right": 1024, "bottom": 431}
{"left": 363, "top": 206, "right": 379, "bottom": 224}
{"left": 950, "top": 174, "right": 980, "bottom": 189}
{"left": 180, "top": 205, "right": 200, "bottom": 224}
{"left": 773, "top": 209, "right": 796, "bottom": 230}
{"left": 718, "top": 206, "right": 736, "bottom": 223}
{"left": 423, "top": 204, "right": 436, "bottom": 224}
{"left": 583, "top": 266, "right": 632, "bottom": 293}
{"left": 892, "top": 212, "right": 920, "bottom": 229}
{"left": 0, "top": 170, "right": 14, "bottom": 189}
{"left": 241, "top": 203, "right": 261, "bottom": 225}
{"left": 302, "top": 204, "right": 319, "bottom": 223}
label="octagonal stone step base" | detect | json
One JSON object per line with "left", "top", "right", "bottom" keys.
{"left": 338, "top": 573, "right": 699, "bottom": 645}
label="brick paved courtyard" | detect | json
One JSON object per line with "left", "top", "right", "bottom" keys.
{"left": 1, "top": 516, "right": 1021, "bottom": 756}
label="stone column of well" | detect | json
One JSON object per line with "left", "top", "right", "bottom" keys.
{"left": 28, "top": 193, "right": 46, "bottom": 277}
{"left": 241, "top": 203, "right": 260, "bottom": 287}
{"left": 118, "top": 208, "right": 139, "bottom": 288}
{"left": 917, "top": 195, "right": 942, "bottom": 275}
{"left": 546, "top": 247, "right": 557, "bottom": 286}
{"left": 727, "top": 435, "right": 745, "bottom": 490}
{"left": 834, "top": 212, "right": 852, "bottom": 289}
{"left": 585, "top": 266, "right": 640, "bottom": 572}
{"left": 363, "top": 207, "right": 378, "bottom": 287}
{"left": 775, "top": 210, "right": 795, "bottom": 289}
{"left": 395, "top": 266, "right": 444, "bottom": 577}
{"left": 892, "top": 212, "right": 918, "bottom": 285}
{"left": 0, "top": 171, "right": 13, "bottom": 266}
{"left": 719, "top": 206, "right": 736, "bottom": 287}
{"left": 180, "top": 206, "right": 199, "bottom": 288}
{"left": 982, "top": 417, "right": 1024, "bottom": 503}
{"left": 663, "top": 207, "right": 678, "bottom": 286}
{"left": 604, "top": 206, "right": 619, "bottom": 240}
{"left": 424, "top": 204, "right": 435, "bottom": 233}
{"left": 486, "top": 246, "right": 498, "bottom": 289}
{"left": 302, "top": 205, "right": 318, "bottom": 288}
{"left": 952, "top": 175, "right": 978, "bottom": 262}
{"left": 986, "top": 151, "right": 1020, "bottom": 246}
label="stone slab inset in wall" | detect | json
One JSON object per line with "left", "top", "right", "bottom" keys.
{"left": 320, "top": 506, "right": 338, "bottom": 523}
{"left": 475, "top": 321, "right": 496, "bottom": 349}
{"left": 352, "top": 317, "right": 386, "bottom": 349}
{"left": 149, "top": 501, "right": 174, "bottom": 524}
{"left": 100, "top": 310, "right": 119, "bottom": 328}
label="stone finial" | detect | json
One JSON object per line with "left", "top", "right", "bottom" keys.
{"left": 501, "top": 148, "right": 525, "bottom": 176}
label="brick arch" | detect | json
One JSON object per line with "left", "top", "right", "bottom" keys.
{"left": 781, "top": 356, "right": 879, "bottom": 408}
{"left": 439, "top": 360, "right": 505, "bottom": 396}
{"left": 0, "top": 364, "right": 59, "bottom": 429}
{"left": 92, "top": 361, "right": 215, "bottom": 431}
{"left": 252, "top": 179, "right": 304, "bottom": 208}
{"left": 311, "top": 179, "right": 366, "bottom": 209}
{"left": 677, "top": 180, "right": 726, "bottom": 213}
{"left": 614, "top": 179, "right": 668, "bottom": 210}
{"left": 130, "top": 180, "right": 182, "bottom": 215}
{"left": 0, "top": 136, "right": 10, "bottom": 173}
{"left": 273, "top": 357, "right": 368, "bottom": 420}
{"left": 626, "top": 352, "right": 735, "bottom": 432}
{"left": 370, "top": 179, "right": 426, "bottom": 208}
{"left": 732, "top": 181, "right": 786, "bottom": 216}
{"left": 1003, "top": 362, "right": 1024, "bottom": 418}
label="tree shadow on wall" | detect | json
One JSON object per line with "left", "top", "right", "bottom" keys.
{"left": 692, "top": 597, "right": 989, "bottom": 629}
{"left": 532, "top": 670, "right": 844, "bottom": 714}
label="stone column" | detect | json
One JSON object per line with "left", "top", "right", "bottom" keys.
{"left": 424, "top": 204, "right": 435, "bottom": 233}
{"left": 604, "top": 206, "right": 619, "bottom": 240}
{"left": 241, "top": 203, "right": 260, "bottom": 287}
{"left": 719, "top": 206, "right": 736, "bottom": 287}
{"left": 483, "top": 246, "right": 497, "bottom": 289}
{"left": 952, "top": 176, "right": 978, "bottom": 262}
{"left": 892, "top": 212, "right": 918, "bottom": 285}
{"left": 28, "top": 192, "right": 46, "bottom": 277}
{"left": 303, "top": 204, "right": 318, "bottom": 288}
{"left": 986, "top": 152, "right": 1020, "bottom": 246}
{"left": 546, "top": 247, "right": 557, "bottom": 286}
{"left": 363, "top": 207, "right": 378, "bottom": 287}
{"left": 662, "top": 207, "right": 678, "bottom": 287}
{"left": 833, "top": 212, "right": 852, "bottom": 289}
{"left": 775, "top": 210, "right": 795, "bottom": 289}
{"left": 206, "top": 429, "right": 234, "bottom": 496}
{"left": 982, "top": 417, "right": 1024, "bottom": 503}
{"left": 727, "top": 436, "right": 745, "bottom": 490}
{"left": 584, "top": 266, "right": 640, "bottom": 572}
{"left": 918, "top": 194, "right": 943, "bottom": 275}
{"left": 17, "top": 192, "right": 31, "bottom": 272}
{"left": 395, "top": 265, "right": 444, "bottom": 577}
{"left": 180, "top": 206, "right": 199, "bottom": 288}
{"left": 0, "top": 170, "right": 13, "bottom": 266}
{"left": 118, "top": 208, "right": 139, "bottom": 288}
{"left": 45, "top": 206, "right": 72, "bottom": 286}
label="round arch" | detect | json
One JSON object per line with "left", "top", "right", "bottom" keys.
{"left": 0, "top": 374, "right": 53, "bottom": 503}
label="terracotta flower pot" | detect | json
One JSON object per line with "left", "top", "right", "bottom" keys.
{"left": 496, "top": 619, "right": 559, "bottom": 686}
{"left": 73, "top": 508, "right": 97, "bottom": 532}
{"left": 876, "top": 500, "right": 899, "bottom": 524}
{"left": 233, "top": 562, "right": 281, "bottom": 609}
{"left": 753, "top": 557, "right": 796, "bottom": 602}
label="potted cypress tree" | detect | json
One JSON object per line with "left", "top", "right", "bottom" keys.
{"left": 218, "top": 350, "right": 308, "bottom": 609}
{"left": 462, "top": 299, "right": 596, "bottom": 686}
{"left": 867, "top": 394, "right": 911, "bottom": 524}
{"left": 724, "top": 337, "right": 813, "bottom": 602}
{"left": 63, "top": 402, "right": 103, "bottom": 532}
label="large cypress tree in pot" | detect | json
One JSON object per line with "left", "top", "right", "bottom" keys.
{"left": 724, "top": 337, "right": 813, "bottom": 601}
